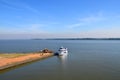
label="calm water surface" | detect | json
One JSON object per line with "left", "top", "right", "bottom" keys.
{"left": 0, "top": 40, "right": 120, "bottom": 80}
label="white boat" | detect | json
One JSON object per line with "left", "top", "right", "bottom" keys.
{"left": 58, "top": 47, "right": 68, "bottom": 56}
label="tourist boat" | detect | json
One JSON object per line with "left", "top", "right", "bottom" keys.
{"left": 58, "top": 47, "right": 68, "bottom": 56}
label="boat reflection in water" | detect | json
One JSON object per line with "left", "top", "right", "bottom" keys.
{"left": 57, "top": 53, "right": 68, "bottom": 69}
{"left": 57, "top": 46, "right": 68, "bottom": 72}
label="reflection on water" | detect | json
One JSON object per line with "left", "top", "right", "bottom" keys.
{"left": 57, "top": 53, "right": 68, "bottom": 69}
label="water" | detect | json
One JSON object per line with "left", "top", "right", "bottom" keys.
{"left": 0, "top": 40, "right": 120, "bottom": 80}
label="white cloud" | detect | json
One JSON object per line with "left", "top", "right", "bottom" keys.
{"left": 23, "top": 5, "right": 39, "bottom": 14}
{"left": 1, "top": 27, "right": 120, "bottom": 39}
{"left": 24, "top": 24, "right": 46, "bottom": 33}
{"left": 68, "top": 12, "right": 105, "bottom": 28}
{"left": 0, "top": 0, "right": 40, "bottom": 14}
{"left": 76, "top": 26, "right": 120, "bottom": 38}
{"left": 79, "top": 15, "right": 104, "bottom": 23}
{"left": 68, "top": 23, "right": 85, "bottom": 28}
{"left": 0, "top": 23, "right": 46, "bottom": 34}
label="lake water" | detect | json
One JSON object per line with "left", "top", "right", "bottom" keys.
{"left": 0, "top": 40, "right": 120, "bottom": 80}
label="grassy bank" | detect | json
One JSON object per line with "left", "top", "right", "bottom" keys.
{"left": 0, "top": 53, "right": 28, "bottom": 58}
{"left": 0, "top": 52, "right": 54, "bottom": 70}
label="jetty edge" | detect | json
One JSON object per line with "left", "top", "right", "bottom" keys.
{"left": 0, "top": 49, "right": 54, "bottom": 70}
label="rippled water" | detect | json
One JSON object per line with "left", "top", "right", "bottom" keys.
{"left": 0, "top": 40, "right": 120, "bottom": 80}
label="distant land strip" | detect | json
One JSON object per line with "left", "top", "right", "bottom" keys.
{"left": 32, "top": 38, "right": 120, "bottom": 40}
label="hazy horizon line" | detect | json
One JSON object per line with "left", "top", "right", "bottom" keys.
{"left": 1, "top": 37, "right": 120, "bottom": 40}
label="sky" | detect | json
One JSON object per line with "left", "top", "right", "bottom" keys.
{"left": 0, "top": 0, "right": 120, "bottom": 39}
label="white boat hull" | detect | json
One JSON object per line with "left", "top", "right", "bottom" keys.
{"left": 58, "top": 47, "right": 68, "bottom": 56}
{"left": 59, "top": 52, "right": 68, "bottom": 56}
{"left": 58, "top": 50, "right": 68, "bottom": 56}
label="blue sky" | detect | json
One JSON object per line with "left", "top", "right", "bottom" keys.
{"left": 0, "top": 0, "right": 120, "bottom": 39}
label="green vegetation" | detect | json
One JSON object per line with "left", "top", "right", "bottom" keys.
{"left": 33, "top": 38, "right": 120, "bottom": 40}
{"left": 0, "top": 53, "right": 27, "bottom": 58}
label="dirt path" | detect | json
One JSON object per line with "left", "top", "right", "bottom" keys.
{"left": 0, "top": 53, "right": 53, "bottom": 70}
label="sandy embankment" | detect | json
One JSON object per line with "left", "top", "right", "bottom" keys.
{"left": 0, "top": 53, "right": 53, "bottom": 70}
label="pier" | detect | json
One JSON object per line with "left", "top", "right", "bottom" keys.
{"left": 0, "top": 49, "right": 54, "bottom": 70}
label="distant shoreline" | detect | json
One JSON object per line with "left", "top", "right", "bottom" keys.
{"left": 0, "top": 38, "right": 120, "bottom": 40}
{"left": 32, "top": 38, "right": 120, "bottom": 40}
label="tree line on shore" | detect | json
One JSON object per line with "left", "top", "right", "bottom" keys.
{"left": 33, "top": 38, "right": 120, "bottom": 40}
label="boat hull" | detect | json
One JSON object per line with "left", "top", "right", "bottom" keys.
{"left": 58, "top": 51, "right": 68, "bottom": 56}
{"left": 57, "top": 47, "right": 68, "bottom": 56}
